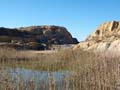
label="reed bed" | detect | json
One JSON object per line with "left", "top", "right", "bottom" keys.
{"left": 0, "top": 47, "right": 120, "bottom": 90}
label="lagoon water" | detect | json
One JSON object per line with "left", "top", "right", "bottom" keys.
{"left": 6, "top": 68, "right": 71, "bottom": 90}
{"left": 11, "top": 68, "right": 70, "bottom": 81}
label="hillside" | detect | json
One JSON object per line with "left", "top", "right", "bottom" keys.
{"left": 74, "top": 21, "right": 120, "bottom": 52}
{"left": 0, "top": 26, "right": 78, "bottom": 50}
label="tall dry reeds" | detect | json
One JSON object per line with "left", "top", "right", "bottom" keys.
{"left": 0, "top": 47, "right": 119, "bottom": 90}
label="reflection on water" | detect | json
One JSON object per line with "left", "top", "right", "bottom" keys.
{"left": 11, "top": 68, "right": 70, "bottom": 81}
{"left": 8, "top": 68, "right": 71, "bottom": 90}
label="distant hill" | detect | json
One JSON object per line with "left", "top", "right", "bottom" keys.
{"left": 0, "top": 25, "right": 78, "bottom": 50}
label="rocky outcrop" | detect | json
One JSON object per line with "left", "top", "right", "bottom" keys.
{"left": 18, "top": 26, "right": 78, "bottom": 44}
{"left": 0, "top": 26, "right": 78, "bottom": 50}
{"left": 86, "top": 21, "right": 120, "bottom": 41}
{"left": 74, "top": 21, "right": 120, "bottom": 52}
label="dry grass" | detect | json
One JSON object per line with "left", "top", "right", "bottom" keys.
{"left": 0, "top": 47, "right": 120, "bottom": 90}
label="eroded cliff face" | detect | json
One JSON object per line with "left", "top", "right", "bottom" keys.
{"left": 0, "top": 25, "right": 78, "bottom": 50}
{"left": 74, "top": 21, "right": 120, "bottom": 52}
{"left": 19, "top": 26, "right": 78, "bottom": 44}
{"left": 18, "top": 26, "right": 78, "bottom": 44}
{"left": 86, "top": 21, "right": 120, "bottom": 41}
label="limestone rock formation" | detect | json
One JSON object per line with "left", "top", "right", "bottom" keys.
{"left": 0, "top": 26, "right": 78, "bottom": 50}
{"left": 86, "top": 21, "right": 120, "bottom": 41}
{"left": 74, "top": 21, "right": 120, "bottom": 52}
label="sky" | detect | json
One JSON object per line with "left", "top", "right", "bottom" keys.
{"left": 0, "top": 0, "right": 120, "bottom": 41}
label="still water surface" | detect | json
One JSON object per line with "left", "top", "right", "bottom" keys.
{"left": 6, "top": 68, "right": 71, "bottom": 90}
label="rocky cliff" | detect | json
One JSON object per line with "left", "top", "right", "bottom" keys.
{"left": 0, "top": 26, "right": 78, "bottom": 50}
{"left": 74, "top": 21, "right": 120, "bottom": 52}
{"left": 86, "top": 21, "right": 120, "bottom": 41}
